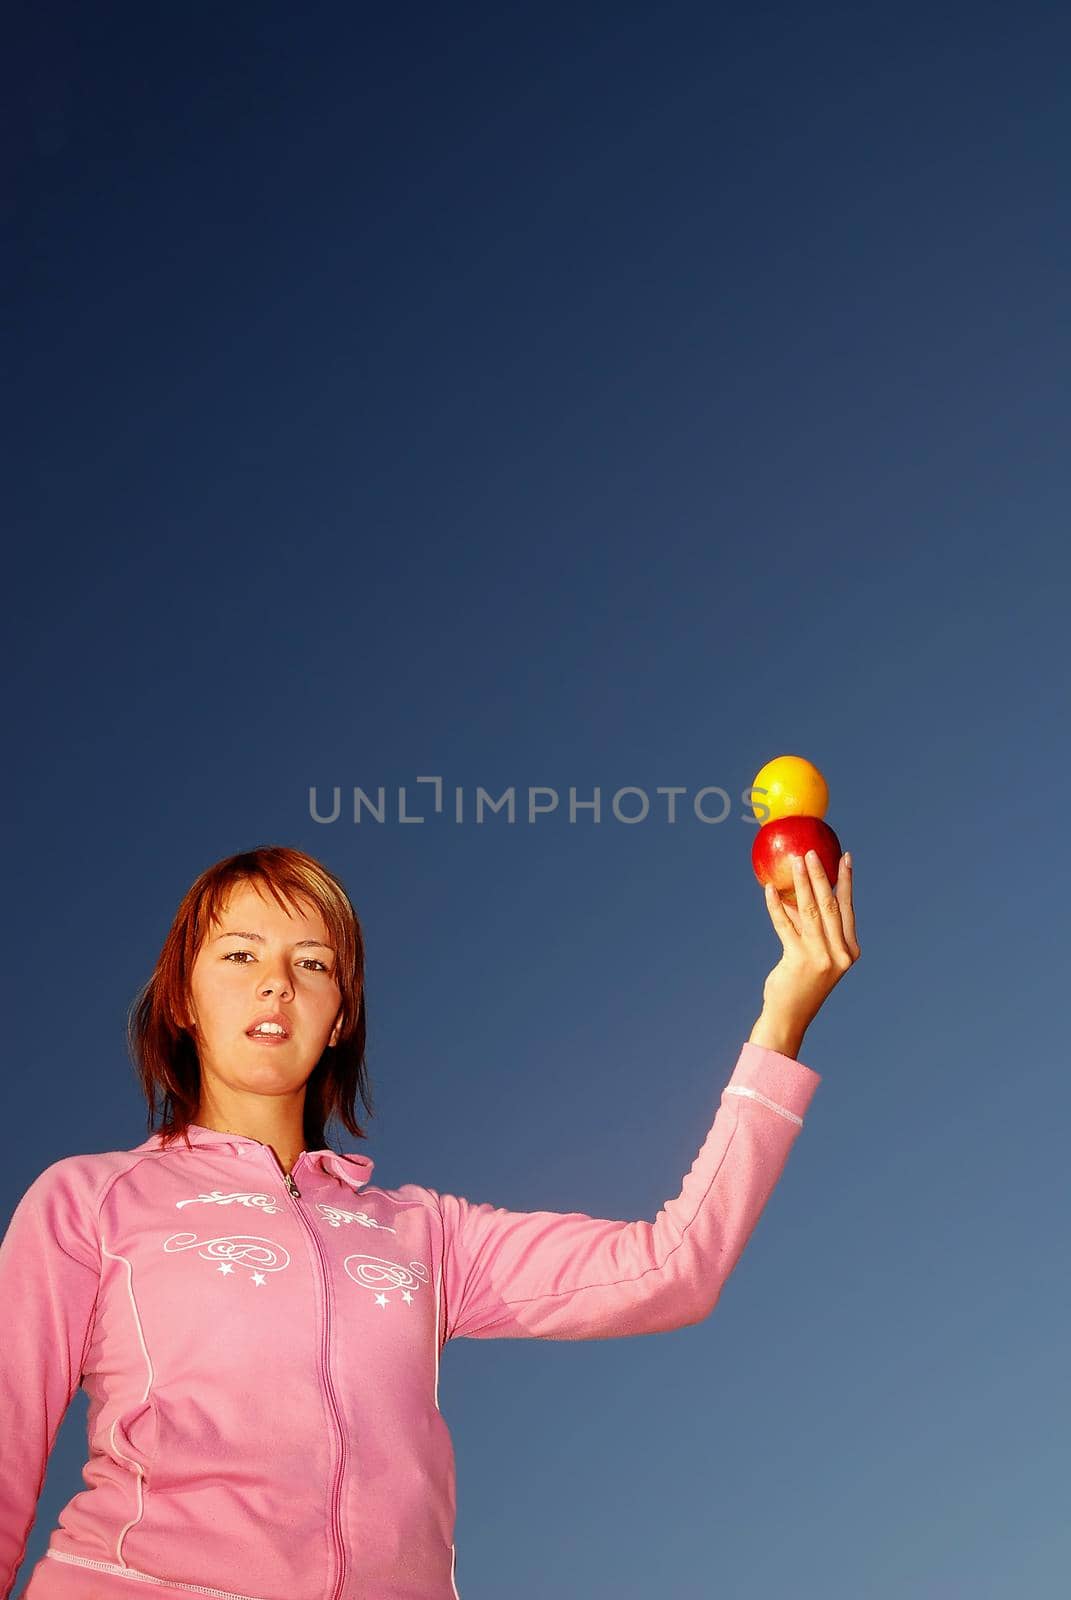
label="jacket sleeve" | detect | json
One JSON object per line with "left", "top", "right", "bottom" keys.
{"left": 435, "top": 1041, "right": 821, "bottom": 1343}
{"left": 0, "top": 1158, "right": 103, "bottom": 1600}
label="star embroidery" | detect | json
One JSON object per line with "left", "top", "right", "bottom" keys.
{"left": 402, "top": 1290, "right": 413, "bottom": 1304}
{"left": 374, "top": 1293, "right": 389, "bottom": 1308}
{"left": 217, "top": 1262, "right": 234, "bottom": 1276}
{"left": 251, "top": 1272, "right": 267, "bottom": 1287}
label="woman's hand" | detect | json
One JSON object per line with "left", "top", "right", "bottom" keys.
{"left": 751, "top": 850, "right": 860, "bottom": 1054}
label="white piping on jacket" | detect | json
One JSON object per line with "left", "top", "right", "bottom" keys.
{"left": 45, "top": 1549, "right": 271, "bottom": 1600}
{"left": 723, "top": 1084, "right": 803, "bottom": 1126}
{"left": 99, "top": 1240, "right": 155, "bottom": 1565}
{"left": 433, "top": 1242, "right": 463, "bottom": 1598}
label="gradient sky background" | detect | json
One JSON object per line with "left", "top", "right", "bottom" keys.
{"left": 6, "top": 3, "right": 1069, "bottom": 1597}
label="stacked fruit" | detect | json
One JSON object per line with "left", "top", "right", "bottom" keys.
{"left": 750, "top": 755, "right": 842, "bottom": 906}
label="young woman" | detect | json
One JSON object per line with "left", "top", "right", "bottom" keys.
{"left": 0, "top": 843, "right": 858, "bottom": 1600}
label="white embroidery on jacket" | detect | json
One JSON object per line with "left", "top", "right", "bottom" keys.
{"left": 342, "top": 1254, "right": 430, "bottom": 1308}
{"left": 162, "top": 1232, "right": 291, "bottom": 1284}
{"left": 316, "top": 1202, "right": 396, "bottom": 1232}
{"left": 175, "top": 1190, "right": 281, "bottom": 1214}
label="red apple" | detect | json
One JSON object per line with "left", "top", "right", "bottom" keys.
{"left": 751, "top": 815, "right": 842, "bottom": 903}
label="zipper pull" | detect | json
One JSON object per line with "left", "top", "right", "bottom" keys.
{"left": 284, "top": 1171, "right": 302, "bottom": 1199}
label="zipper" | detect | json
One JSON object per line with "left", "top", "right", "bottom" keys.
{"left": 263, "top": 1147, "right": 348, "bottom": 1600}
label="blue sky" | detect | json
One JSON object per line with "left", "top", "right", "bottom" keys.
{"left": 7, "top": 3, "right": 1069, "bottom": 1596}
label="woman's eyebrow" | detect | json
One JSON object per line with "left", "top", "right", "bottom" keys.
{"left": 212, "top": 930, "right": 334, "bottom": 950}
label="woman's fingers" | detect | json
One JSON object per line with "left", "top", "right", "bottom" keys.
{"left": 798, "top": 851, "right": 854, "bottom": 966}
{"left": 790, "top": 853, "right": 828, "bottom": 951}
{"left": 837, "top": 853, "right": 860, "bottom": 959}
{"left": 775, "top": 885, "right": 802, "bottom": 935}
{"left": 764, "top": 881, "right": 798, "bottom": 947}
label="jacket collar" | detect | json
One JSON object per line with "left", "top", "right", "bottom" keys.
{"left": 131, "top": 1122, "right": 375, "bottom": 1189}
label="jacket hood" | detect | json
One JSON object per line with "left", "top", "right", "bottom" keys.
{"left": 129, "top": 1120, "right": 375, "bottom": 1189}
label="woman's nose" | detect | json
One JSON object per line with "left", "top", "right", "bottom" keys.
{"left": 259, "top": 971, "right": 293, "bottom": 1000}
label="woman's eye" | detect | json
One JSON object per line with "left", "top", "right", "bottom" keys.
{"left": 222, "top": 951, "right": 329, "bottom": 972}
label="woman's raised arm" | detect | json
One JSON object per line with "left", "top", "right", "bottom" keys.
{"left": 433, "top": 1039, "right": 821, "bottom": 1343}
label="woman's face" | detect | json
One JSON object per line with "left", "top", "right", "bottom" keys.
{"left": 184, "top": 879, "right": 345, "bottom": 1106}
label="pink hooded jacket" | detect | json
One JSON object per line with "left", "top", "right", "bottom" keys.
{"left": 1, "top": 1040, "right": 820, "bottom": 1600}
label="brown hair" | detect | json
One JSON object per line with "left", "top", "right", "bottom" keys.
{"left": 127, "top": 846, "right": 374, "bottom": 1153}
